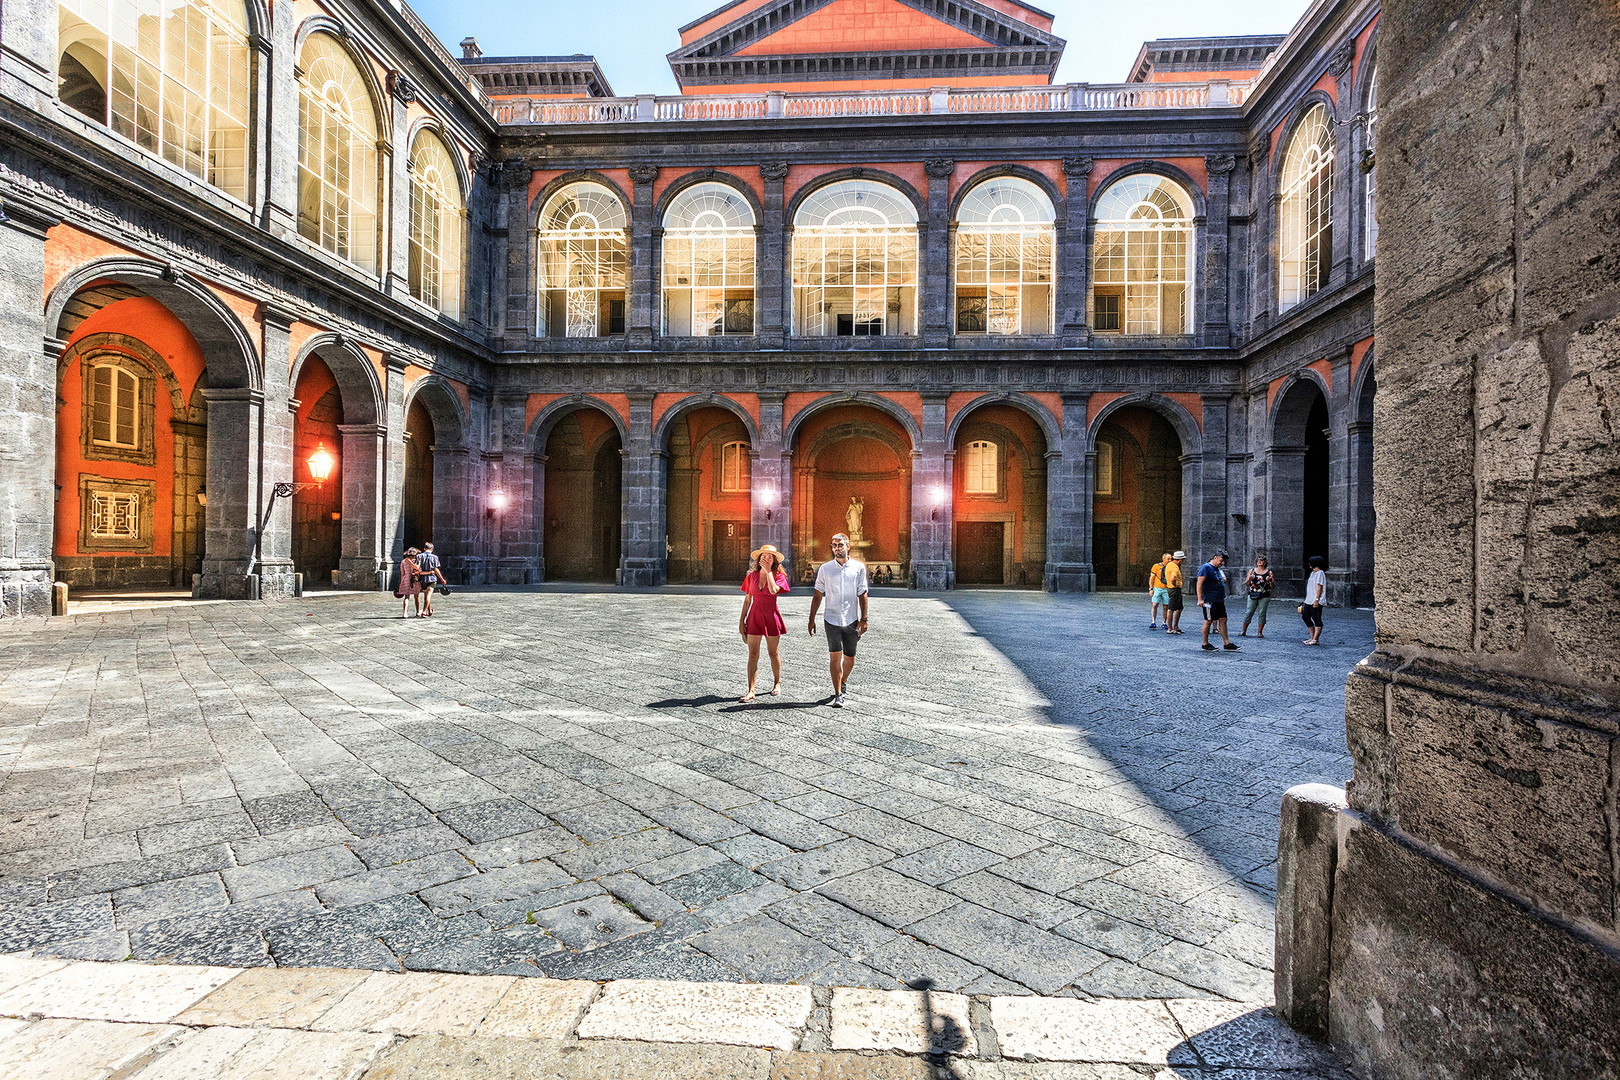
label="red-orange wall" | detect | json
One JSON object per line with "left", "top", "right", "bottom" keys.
{"left": 53, "top": 297, "right": 206, "bottom": 558}
{"left": 683, "top": 406, "right": 753, "bottom": 566}
{"left": 795, "top": 404, "right": 911, "bottom": 565}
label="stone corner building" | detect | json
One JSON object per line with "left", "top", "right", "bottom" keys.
{"left": 0, "top": 0, "right": 1380, "bottom": 612}
{"left": 1272, "top": 3, "right": 1620, "bottom": 1080}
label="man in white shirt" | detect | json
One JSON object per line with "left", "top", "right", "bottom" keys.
{"left": 807, "top": 533, "right": 868, "bottom": 708}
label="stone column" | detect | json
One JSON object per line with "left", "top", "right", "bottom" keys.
{"left": 248, "top": 306, "right": 295, "bottom": 599}
{"left": 1201, "top": 155, "right": 1235, "bottom": 346}
{"left": 196, "top": 388, "right": 266, "bottom": 599}
{"left": 262, "top": 0, "right": 299, "bottom": 238}
{"left": 1058, "top": 158, "right": 1092, "bottom": 348}
{"left": 0, "top": 0, "right": 59, "bottom": 96}
{"left": 1263, "top": 446, "right": 1305, "bottom": 593}
{"left": 1044, "top": 392, "right": 1091, "bottom": 591}
{"left": 0, "top": 196, "right": 58, "bottom": 617}
{"left": 620, "top": 392, "right": 660, "bottom": 585}
{"left": 435, "top": 445, "right": 470, "bottom": 583}
{"left": 627, "top": 166, "right": 657, "bottom": 350}
{"left": 1251, "top": 134, "right": 1276, "bottom": 332}
{"left": 758, "top": 164, "right": 788, "bottom": 349}
{"left": 1325, "top": 347, "right": 1355, "bottom": 605}
{"left": 752, "top": 394, "right": 789, "bottom": 569}
{"left": 1178, "top": 452, "right": 1203, "bottom": 569}
{"left": 909, "top": 393, "right": 949, "bottom": 588}
{"left": 378, "top": 355, "right": 407, "bottom": 583}
{"left": 1277, "top": 7, "right": 1620, "bottom": 1076}
{"left": 921, "top": 159, "right": 953, "bottom": 348}
{"left": 1345, "top": 406, "right": 1374, "bottom": 608}
{"left": 1327, "top": 40, "right": 1357, "bottom": 290}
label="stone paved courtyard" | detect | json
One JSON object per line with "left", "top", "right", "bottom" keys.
{"left": 0, "top": 587, "right": 1367, "bottom": 1000}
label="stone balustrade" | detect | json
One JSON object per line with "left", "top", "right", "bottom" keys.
{"left": 490, "top": 79, "right": 1249, "bottom": 126}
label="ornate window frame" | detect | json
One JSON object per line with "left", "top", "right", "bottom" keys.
{"left": 297, "top": 30, "right": 381, "bottom": 274}
{"left": 78, "top": 473, "right": 156, "bottom": 553}
{"left": 535, "top": 180, "right": 629, "bottom": 338}
{"left": 952, "top": 177, "right": 1055, "bottom": 337}
{"left": 1089, "top": 173, "right": 1196, "bottom": 336}
{"left": 661, "top": 181, "right": 757, "bottom": 338}
{"left": 408, "top": 128, "right": 465, "bottom": 320}
{"left": 791, "top": 179, "right": 919, "bottom": 338}
{"left": 81, "top": 352, "right": 156, "bottom": 466}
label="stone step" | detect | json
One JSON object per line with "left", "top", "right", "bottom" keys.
{"left": 0, "top": 952, "right": 1348, "bottom": 1078}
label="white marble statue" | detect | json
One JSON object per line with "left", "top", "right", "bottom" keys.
{"left": 845, "top": 496, "right": 864, "bottom": 542}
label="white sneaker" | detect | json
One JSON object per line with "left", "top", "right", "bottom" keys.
{"left": 832, "top": 693, "right": 845, "bottom": 708}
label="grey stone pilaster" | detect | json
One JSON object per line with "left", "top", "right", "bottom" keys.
{"left": 495, "top": 400, "right": 534, "bottom": 583}
{"left": 379, "top": 356, "right": 407, "bottom": 580}
{"left": 909, "top": 392, "right": 948, "bottom": 588}
{"left": 1328, "top": 42, "right": 1357, "bottom": 289}
{"left": 1202, "top": 155, "right": 1235, "bottom": 345}
{"left": 263, "top": 1, "right": 299, "bottom": 237}
{"left": 921, "top": 159, "right": 953, "bottom": 348}
{"left": 244, "top": 306, "right": 295, "bottom": 599}
{"left": 0, "top": 196, "right": 58, "bottom": 616}
{"left": 196, "top": 388, "right": 268, "bottom": 599}
{"left": 627, "top": 166, "right": 657, "bottom": 349}
{"left": 1325, "top": 347, "right": 1355, "bottom": 605}
{"left": 1058, "top": 158, "right": 1092, "bottom": 347}
{"left": 384, "top": 77, "right": 413, "bottom": 299}
{"left": 752, "top": 394, "right": 788, "bottom": 570}
{"left": 499, "top": 165, "right": 533, "bottom": 350}
{"left": 758, "top": 163, "right": 788, "bottom": 349}
{"left": 1046, "top": 392, "right": 1092, "bottom": 591}
{"left": 336, "top": 422, "right": 388, "bottom": 590}
{"left": 1199, "top": 395, "right": 1231, "bottom": 560}
{"left": 621, "top": 391, "right": 660, "bottom": 585}
{"left": 0, "top": 0, "right": 59, "bottom": 97}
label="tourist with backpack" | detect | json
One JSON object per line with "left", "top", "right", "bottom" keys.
{"left": 1148, "top": 552, "right": 1172, "bottom": 629}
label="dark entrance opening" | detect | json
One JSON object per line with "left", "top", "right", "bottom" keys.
{"left": 1093, "top": 522, "right": 1120, "bottom": 586}
{"left": 593, "top": 438, "right": 621, "bottom": 580}
{"left": 1303, "top": 394, "right": 1330, "bottom": 571}
{"left": 402, "top": 398, "right": 434, "bottom": 550}
{"left": 955, "top": 521, "right": 1005, "bottom": 584}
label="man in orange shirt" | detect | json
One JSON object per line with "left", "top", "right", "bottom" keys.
{"left": 1148, "top": 552, "right": 1172, "bottom": 629}
{"left": 1163, "top": 551, "right": 1187, "bottom": 634}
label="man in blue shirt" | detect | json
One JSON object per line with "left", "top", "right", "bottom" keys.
{"left": 1196, "top": 549, "right": 1239, "bottom": 652}
{"left": 417, "top": 542, "right": 445, "bottom": 617}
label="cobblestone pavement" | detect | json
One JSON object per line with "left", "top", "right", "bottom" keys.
{"left": 0, "top": 587, "right": 1367, "bottom": 1000}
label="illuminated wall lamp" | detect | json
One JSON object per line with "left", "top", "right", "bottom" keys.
{"left": 930, "top": 485, "right": 945, "bottom": 521}
{"left": 487, "top": 489, "right": 509, "bottom": 520}
{"left": 760, "top": 483, "right": 778, "bottom": 521}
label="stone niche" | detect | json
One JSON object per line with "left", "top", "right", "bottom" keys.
{"left": 1274, "top": 2, "right": 1620, "bottom": 1078}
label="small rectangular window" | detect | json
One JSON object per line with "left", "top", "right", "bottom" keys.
{"left": 1095, "top": 441, "right": 1115, "bottom": 496}
{"left": 720, "top": 442, "right": 750, "bottom": 493}
{"left": 90, "top": 364, "right": 140, "bottom": 449}
{"left": 89, "top": 491, "right": 141, "bottom": 539}
{"left": 963, "top": 441, "right": 998, "bottom": 494}
{"left": 1093, "top": 291, "right": 1123, "bottom": 333}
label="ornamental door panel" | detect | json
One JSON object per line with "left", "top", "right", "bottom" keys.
{"left": 712, "top": 521, "right": 750, "bottom": 582}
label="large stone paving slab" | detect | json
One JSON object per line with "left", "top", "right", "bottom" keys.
{"left": 0, "top": 587, "right": 1364, "bottom": 998}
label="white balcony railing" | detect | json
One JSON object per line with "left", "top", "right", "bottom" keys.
{"left": 490, "top": 79, "right": 1250, "bottom": 126}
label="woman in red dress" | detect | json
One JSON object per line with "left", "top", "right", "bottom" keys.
{"left": 738, "top": 544, "right": 790, "bottom": 702}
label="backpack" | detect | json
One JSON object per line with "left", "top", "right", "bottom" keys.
{"left": 1149, "top": 562, "right": 1167, "bottom": 589}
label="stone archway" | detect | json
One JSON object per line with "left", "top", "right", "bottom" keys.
{"left": 790, "top": 404, "right": 913, "bottom": 584}
{"left": 402, "top": 378, "right": 471, "bottom": 581}
{"left": 949, "top": 403, "right": 1048, "bottom": 588}
{"left": 1090, "top": 406, "right": 1183, "bottom": 589}
{"left": 1269, "top": 376, "right": 1332, "bottom": 594}
{"left": 664, "top": 405, "right": 753, "bottom": 584}
{"left": 541, "top": 407, "right": 624, "bottom": 582}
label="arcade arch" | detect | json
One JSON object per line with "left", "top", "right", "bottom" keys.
{"left": 789, "top": 402, "right": 914, "bottom": 583}
{"left": 1269, "top": 375, "right": 1332, "bottom": 592}
{"left": 538, "top": 403, "right": 624, "bottom": 581}
{"left": 1090, "top": 405, "right": 1185, "bottom": 589}
{"left": 401, "top": 378, "right": 469, "bottom": 575}
{"left": 949, "top": 402, "right": 1048, "bottom": 587}
{"left": 663, "top": 403, "right": 754, "bottom": 583}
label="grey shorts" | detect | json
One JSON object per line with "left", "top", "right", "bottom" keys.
{"left": 825, "top": 621, "right": 860, "bottom": 656}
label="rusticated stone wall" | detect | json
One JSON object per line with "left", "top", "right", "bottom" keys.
{"left": 1277, "top": 2, "right": 1620, "bottom": 1077}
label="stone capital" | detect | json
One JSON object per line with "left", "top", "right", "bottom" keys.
{"left": 1328, "top": 42, "right": 1355, "bottom": 77}
{"left": 1061, "top": 157, "right": 1094, "bottom": 178}
{"left": 1205, "top": 154, "right": 1237, "bottom": 176}
{"left": 758, "top": 162, "right": 789, "bottom": 182}
{"left": 627, "top": 165, "right": 659, "bottom": 185}
{"left": 923, "top": 158, "right": 955, "bottom": 179}
{"left": 388, "top": 71, "right": 417, "bottom": 105}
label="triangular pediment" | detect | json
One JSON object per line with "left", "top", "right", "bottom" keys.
{"left": 735, "top": 0, "right": 995, "bottom": 56}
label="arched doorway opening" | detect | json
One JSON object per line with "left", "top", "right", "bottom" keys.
{"left": 665, "top": 406, "right": 753, "bottom": 583}
{"left": 1092, "top": 406, "right": 1183, "bottom": 589}
{"left": 791, "top": 404, "right": 912, "bottom": 585}
{"left": 1270, "top": 377, "right": 1332, "bottom": 594}
{"left": 950, "top": 403, "right": 1047, "bottom": 587}
{"left": 291, "top": 356, "right": 343, "bottom": 588}
{"left": 402, "top": 397, "right": 434, "bottom": 551}
{"left": 543, "top": 408, "right": 622, "bottom": 582}
{"left": 51, "top": 290, "right": 208, "bottom": 592}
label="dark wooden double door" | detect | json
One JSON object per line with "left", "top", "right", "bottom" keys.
{"left": 955, "top": 521, "right": 1005, "bottom": 585}
{"left": 712, "top": 521, "right": 751, "bottom": 582}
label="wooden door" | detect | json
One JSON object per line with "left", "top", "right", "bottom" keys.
{"left": 1093, "top": 522, "right": 1119, "bottom": 586}
{"left": 955, "top": 521, "right": 1005, "bottom": 585}
{"left": 712, "top": 521, "right": 751, "bottom": 582}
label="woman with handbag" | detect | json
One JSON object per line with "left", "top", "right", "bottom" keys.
{"left": 396, "top": 548, "right": 424, "bottom": 618}
{"left": 1241, "top": 555, "right": 1275, "bottom": 637}
{"left": 738, "top": 544, "right": 790, "bottom": 702}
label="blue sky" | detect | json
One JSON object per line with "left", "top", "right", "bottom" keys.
{"left": 410, "top": 0, "right": 1312, "bottom": 97}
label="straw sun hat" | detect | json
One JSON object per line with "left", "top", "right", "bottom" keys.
{"left": 751, "top": 543, "right": 783, "bottom": 561}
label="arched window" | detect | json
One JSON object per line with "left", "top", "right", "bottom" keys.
{"left": 662, "top": 183, "right": 756, "bottom": 337}
{"left": 536, "top": 182, "right": 628, "bottom": 338}
{"left": 1280, "top": 103, "right": 1335, "bottom": 311}
{"left": 298, "top": 32, "right": 380, "bottom": 273}
{"left": 792, "top": 180, "right": 918, "bottom": 337}
{"left": 720, "top": 441, "right": 750, "bottom": 492}
{"left": 408, "top": 130, "right": 464, "bottom": 320}
{"left": 954, "top": 178, "right": 1054, "bottom": 336}
{"left": 962, "top": 440, "right": 998, "bottom": 494}
{"left": 90, "top": 363, "right": 139, "bottom": 449}
{"left": 1364, "top": 71, "right": 1378, "bottom": 261}
{"left": 56, "top": 0, "right": 251, "bottom": 199}
{"left": 1090, "top": 174, "right": 1195, "bottom": 335}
